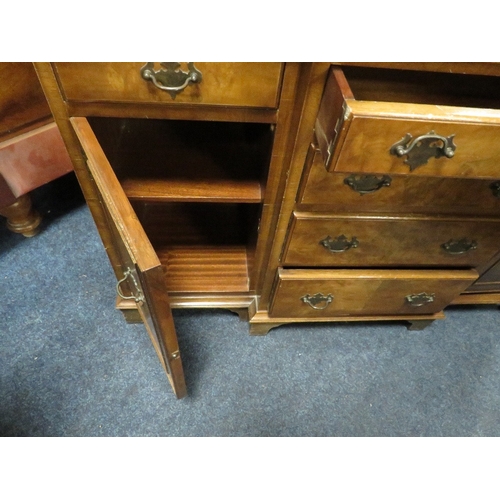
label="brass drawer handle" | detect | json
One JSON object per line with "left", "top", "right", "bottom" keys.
{"left": 441, "top": 238, "right": 477, "bottom": 255}
{"left": 320, "top": 235, "right": 359, "bottom": 253}
{"left": 116, "top": 269, "right": 144, "bottom": 304}
{"left": 301, "top": 293, "right": 334, "bottom": 310}
{"left": 390, "top": 131, "right": 456, "bottom": 171}
{"left": 405, "top": 292, "right": 435, "bottom": 307}
{"left": 344, "top": 174, "right": 392, "bottom": 195}
{"left": 490, "top": 181, "right": 500, "bottom": 198}
{"left": 140, "top": 62, "right": 202, "bottom": 99}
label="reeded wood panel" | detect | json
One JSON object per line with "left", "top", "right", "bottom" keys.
{"left": 298, "top": 145, "right": 500, "bottom": 216}
{"left": 53, "top": 63, "right": 284, "bottom": 108}
{"left": 283, "top": 212, "right": 500, "bottom": 271}
{"left": 131, "top": 202, "right": 257, "bottom": 293}
{"left": 270, "top": 268, "right": 478, "bottom": 318}
{"left": 158, "top": 246, "right": 250, "bottom": 293}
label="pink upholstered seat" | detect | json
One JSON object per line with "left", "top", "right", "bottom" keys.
{"left": 0, "top": 123, "right": 73, "bottom": 206}
{"left": 0, "top": 122, "right": 73, "bottom": 236}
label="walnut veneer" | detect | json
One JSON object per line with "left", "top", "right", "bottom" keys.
{"left": 33, "top": 62, "right": 500, "bottom": 398}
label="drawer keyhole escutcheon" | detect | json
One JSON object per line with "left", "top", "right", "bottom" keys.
{"left": 405, "top": 292, "right": 435, "bottom": 307}
{"left": 441, "top": 238, "right": 477, "bottom": 255}
{"left": 344, "top": 174, "right": 392, "bottom": 195}
{"left": 301, "top": 293, "right": 334, "bottom": 310}
{"left": 320, "top": 235, "right": 359, "bottom": 253}
{"left": 390, "top": 131, "right": 456, "bottom": 171}
{"left": 140, "top": 62, "right": 202, "bottom": 99}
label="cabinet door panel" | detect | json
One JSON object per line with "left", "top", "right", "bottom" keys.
{"left": 71, "top": 116, "right": 186, "bottom": 398}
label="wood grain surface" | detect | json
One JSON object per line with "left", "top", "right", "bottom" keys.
{"left": 270, "top": 268, "right": 478, "bottom": 318}
{"left": 53, "top": 63, "right": 284, "bottom": 108}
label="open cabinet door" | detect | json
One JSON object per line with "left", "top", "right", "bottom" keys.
{"left": 71, "top": 117, "right": 187, "bottom": 398}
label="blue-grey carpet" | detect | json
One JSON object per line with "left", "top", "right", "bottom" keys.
{"left": 1, "top": 173, "right": 500, "bottom": 436}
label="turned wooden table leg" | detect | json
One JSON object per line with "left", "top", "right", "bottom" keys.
{"left": 0, "top": 193, "right": 42, "bottom": 237}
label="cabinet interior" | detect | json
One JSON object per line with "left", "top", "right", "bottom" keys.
{"left": 88, "top": 116, "right": 274, "bottom": 293}
{"left": 341, "top": 65, "right": 500, "bottom": 109}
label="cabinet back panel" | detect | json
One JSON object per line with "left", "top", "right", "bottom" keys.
{"left": 132, "top": 202, "right": 260, "bottom": 247}
{"left": 87, "top": 117, "right": 274, "bottom": 186}
{"left": 342, "top": 66, "right": 500, "bottom": 109}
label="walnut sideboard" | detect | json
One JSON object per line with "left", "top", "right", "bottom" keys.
{"left": 34, "top": 63, "right": 500, "bottom": 398}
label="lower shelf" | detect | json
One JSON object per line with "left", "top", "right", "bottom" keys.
{"left": 156, "top": 246, "right": 250, "bottom": 293}
{"left": 131, "top": 201, "right": 260, "bottom": 294}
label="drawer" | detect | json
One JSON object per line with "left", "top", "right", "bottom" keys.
{"left": 283, "top": 212, "right": 500, "bottom": 271}
{"left": 53, "top": 63, "right": 284, "bottom": 108}
{"left": 298, "top": 144, "right": 500, "bottom": 216}
{"left": 269, "top": 268, "right": 478, "bottom": 318}
{"left": 315, "top": 65, "right": 500, "bottom": 179}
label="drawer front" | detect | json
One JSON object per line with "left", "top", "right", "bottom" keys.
{"left": 298, "top": 145, "right": 500, "bottom": 216}
{"left": 53, "top": 63, "right": 284, "bottom": 108}
{"left": 315, "top": 66, "right": 500, "bottom": 179}
{"left": 283, "top": 212, "right": 500, "bottom": 270}
{"left": 335, "top": 118, "right": 500, "bottom": 179}
{"left": 270, "top": 268, "right": 478, "bottom": 318}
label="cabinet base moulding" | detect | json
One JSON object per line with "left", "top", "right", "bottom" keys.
{"left": 116, "top": 294, "right": 257, "bottom": 324}
{"left": 248, "top": 311, "right": 446, "bottom": 336}
{"left": 451, "top": 292, "right": 500, "bottom": 305}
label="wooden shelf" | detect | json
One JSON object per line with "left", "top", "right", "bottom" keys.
{"left": 133, "top": 202, "right": 257, "bottom": 293}
{"left": 156, "top": 246, "right": 250, "bottom": 293}
{"left": 87, "top": 117, "right": 273, "bottom": 203}
{"left": 122, "top": 178, "right": 263, "bottom": 203}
